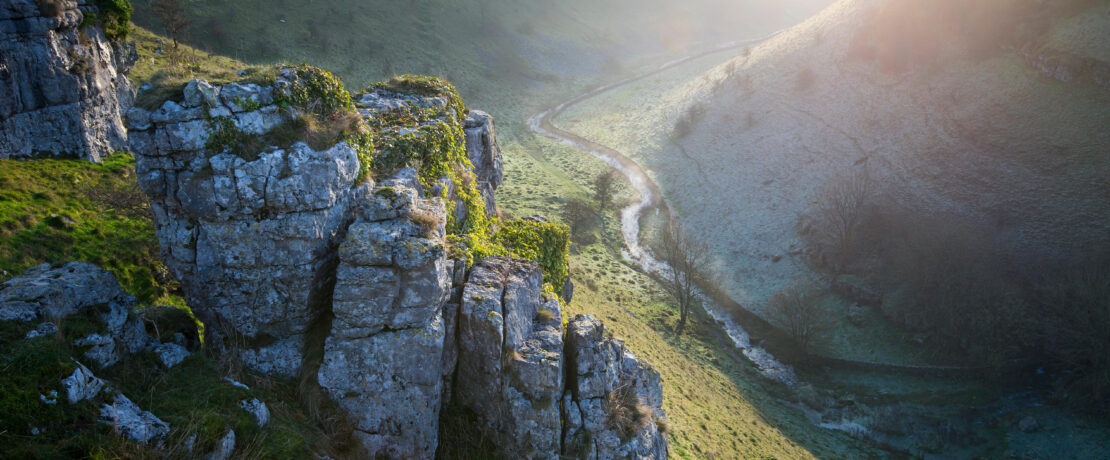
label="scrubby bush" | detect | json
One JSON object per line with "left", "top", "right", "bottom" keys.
{"left": 797, "top": 167, "right": 874, "bottom": 274}
{"left": 768, "top": 281, "right": 827, "bottom": 354}
{"left": 797, "top": 173, "right": 1034, "bottom": 363}
{"left": 605, "top": 385, "right": 650, "bottom": 443}
{"left": 494, "top": 218, "right": 571, "bottom": 295}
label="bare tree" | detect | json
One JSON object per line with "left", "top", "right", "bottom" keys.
{"left": 798, "top": 166, "right": 873, "bottom": 272}
{"left": 152, "top": 0, "right": 193, "bottom": 51}
{"left": 593, "top": 170, "right": 616, "bottom": 212}
{"left": 768, "top": 281, "right": 826, "bottom": 354}
{"left": 657, "top": 219, "right": 708, "bottom": 334}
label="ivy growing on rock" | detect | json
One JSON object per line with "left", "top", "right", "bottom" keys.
{"left": 495, "top": 218, "right": 571, "bottom": 296}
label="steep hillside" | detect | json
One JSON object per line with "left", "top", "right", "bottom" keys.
{"left": 562, "top": 0, "right": 1110, "bottom": 362}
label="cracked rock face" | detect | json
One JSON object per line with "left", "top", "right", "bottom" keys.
{"left": 127, "top": 75, "right": 665, "bottom": 459}
{"left": 464, "top": 110, "right": 502, "bottom": 216}
{"left": 128, "top": 76, "right": 504, "bottom": 380}
{"left": 0, "top": 0, "right": 136, "bottom": 160}
{"left": 563, "top": 315, "right": 668, "bottom": 460}
{"left": 455, "top": 257, "right": 566, "bottom": 459}
{"left": 318, "top": 179, "right": 451, "bottom": 458}
{"left": 128, "top": 77, "right": 368, "bottom": 376}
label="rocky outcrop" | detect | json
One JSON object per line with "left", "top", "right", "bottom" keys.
{"left": 464, "top": 110, "right": 503, "bottom": 216}
{"left": 128, "top": 75, "right": 368, "bottom": 377}
{"left": 449, "top": 261, "right": 668, "bottom": 459}
{"left": 0, "top": 262, "right": 148, "bottom": 367}
{"left": 128, "top": 74, "right": 665, "bottom": 458}
{"left": 317, "top": 176, "right": 452, "bottom": 458}
{"left": 0, "top": 0, "right": 136, "bottom": 160}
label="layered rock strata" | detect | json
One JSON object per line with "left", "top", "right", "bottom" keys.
{"left": 0, "top": 0, "right": 136, "bottom": 160}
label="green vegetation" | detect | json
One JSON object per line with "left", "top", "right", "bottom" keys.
{"left": 494, "top": 218, "right": 570, "bottom": 295}
{"left": 0, "top": 315, "right": 341, "bottom": 458}
{"left": 0, "top": 154, "right": 173, "bottom": 304}
{"left": 81, "top": 0, "right": 134, "bottom": 41}
{"left": 129, "top": 25, "right": 264, "bottom": 111}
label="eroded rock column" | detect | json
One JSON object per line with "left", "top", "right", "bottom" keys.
{"left": 455, "top": 257, "right": 566, "bottom": 458}
{"left": 318, "top": 173, "right": 451, "bottom": 458}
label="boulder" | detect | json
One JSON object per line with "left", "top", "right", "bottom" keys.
{"left": 0, "top": 0, "right": 135, "bottom": 160}
{"left": 63, "top": 361, "right": 105, "bottom": 404}
{"left": 0, "top": 262, "right": 149, "bottom": 368}
{"left": 238, "top": 398, "right": 270, "bottom": 427}
{"left": 99, "top": 392, "right": 171, "bottom": 445}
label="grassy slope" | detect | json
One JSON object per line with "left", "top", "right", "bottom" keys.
{"left": 503, "top": 118, "right": 878, "bottom": 458}
{"left": 0, "top": 154, "right": 171, "bottom": 304}
{"left": 563, "top": 0, "right": 1110, "bottom": 364}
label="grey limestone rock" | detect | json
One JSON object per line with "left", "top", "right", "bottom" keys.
{"left": 205, "top": 429, "right": 236, "bottom": 460}
{"left": 464, "top": 110, "right": 503, "bottom": 215}
{"left": 455, "top": 257, "right": 565, "bottom": 459}
{"left": 63, "top": 360, "right": 105, "bottom": 404}
{"left": 99, "top": 392, "right": 171, "bottom": 445}
{"left": 1, "top": 263, "right": 150, "bottom": 368}
{"left": 152, "top": 342, "right": 190, "bottom": 368}
{"left": 238, "top": 398, "right": 270, "bottom": 427}
{"left": 319, "top": 177, "right": 451, "bottom": 458}
{"left": 129, "top": 78, "right": 369, "bottom": 374}
{"left": 563, "top": 315, "right": 668, "bottom": 460}
{"left": 0, "top": 0, "right": 135, "bottom": 160}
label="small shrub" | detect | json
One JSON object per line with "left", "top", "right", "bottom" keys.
{"left": 494, "top": 218, "right": 570, "bottom": 295}
{"left": 81, "top": 0, "right": 134, "bottom": 41}
{"left": 534, "top": 306, "right": 556, "bottom": 323}
{"left": 605, "top": 385, "right": 650, "bottom": 442}
{"left": 36, "top": 0, "right": 64, "bottom": 17}
{"left": 407, "top": 207, "right": 440, "bottom": 238}
{"left": 672, "top": 103, "right": 706, "bottom": 139}
{"left": 768, "top": 280, "right": 827, "bottom": 354}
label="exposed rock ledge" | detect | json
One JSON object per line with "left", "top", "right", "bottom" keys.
{"left": 126, "top": 74, "right": 668, "bottom": 458}
{"left": 0, "top": 0, "right": 136, "bottom": 160}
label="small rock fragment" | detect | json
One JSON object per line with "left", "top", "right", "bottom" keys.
{"left": 239, "top": 398, "right": 270, "bottom": 427}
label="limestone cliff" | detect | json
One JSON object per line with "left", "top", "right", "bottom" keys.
{"left": 0, "top": 0, "right": 136, "bottom": 161}
{"left": 126, "top": 70, "right": 668, "bottom": 458}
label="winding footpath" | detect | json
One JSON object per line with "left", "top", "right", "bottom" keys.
{"left": 527, "top": 35, "right": 800, "bottom": 384}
